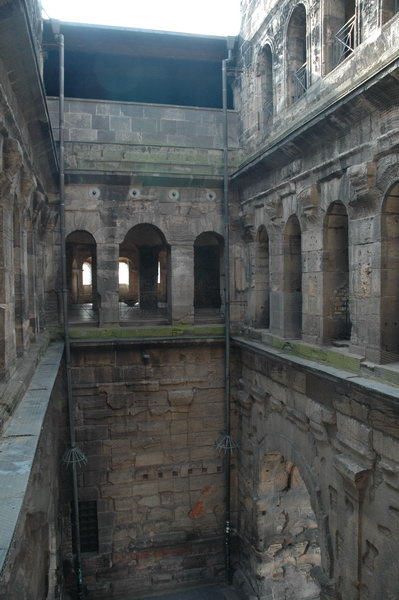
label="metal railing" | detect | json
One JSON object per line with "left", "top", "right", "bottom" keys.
{"left": 292, "top": 61, "right": 307, "bottom": 102}
{"left": 264, "top": 98, "right": 273, "bottom": 118}
{"left": 335, "top": 14, "right": 356, "bottom": 65}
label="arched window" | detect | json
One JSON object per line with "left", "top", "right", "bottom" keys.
{"left": 324, "top": 0, "right": 357, "bottom": 73}
{"left": 66, "top": 230, "right": 98, "bottom": 323}
{"left": 256, "top": 45, "right": 273, "bottom": 130}
{"left": 194, "top": 232, "right": 224, "bottom": 319}
{"left": 381, "top": 183, "right": 399, "bottom": 361}
{"left": 82, "top": 261, "right": 92, "bottom": 286}
{"left": 254, "top": 226, "right": 270, "bottom": 328}
{"left": 119, "top": 224, "right": 169, "bottom": 323}
{"left": 323, "top": 202, "right": 351, "bottom": 343}
{"left": 381, "top": 0, "right": 399, "bottom": 25}
{"left": 118, "top": 260, "right": 129, "bottom": 286}
{"left": 287, "top": 4, "right": 307, "bottom": 104}
{"left": 283, "top": 215, "right": 302, "bottom": 338}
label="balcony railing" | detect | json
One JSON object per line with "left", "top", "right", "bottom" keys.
{"left": 264, "top": 98, "right": 273, "bottom": 118}
{"left": 335, "top": 14, "right": 356, "bottom": 65}
{"left": 292, "top": 62, "right": 308, "bottom": 102}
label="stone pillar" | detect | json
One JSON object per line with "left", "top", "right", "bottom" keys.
{"left": 347, "top": 162, "right": 379, "bottom": 361}
{"left": 96, "top": 242, "right": 119, "bottom": 325}
{"left": 139, "top": 247, "right": 158, "bottom": 310}
{"left": 0, "top": 204, "right": 16, "bottom": 376}
{"left": 170, "top": 243, "right": 194, "bottom": 324}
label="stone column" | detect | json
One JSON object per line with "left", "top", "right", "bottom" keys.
{"left": 96, "top": 242, "right": 119, "bottom": 325}
{"left": 139, "top": 247, "right": 158, "bottom": 310}
{"left": 170, "top": 243, "right": 194, "bottom": 324}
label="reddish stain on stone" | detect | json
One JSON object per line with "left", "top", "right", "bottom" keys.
{"left": 189, "top": 485, "right": 214, "bottom": 518}
{"left": 189, "top": 500, "right": 204, "bottom": 518}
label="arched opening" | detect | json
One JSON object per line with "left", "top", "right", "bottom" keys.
{"left": 194, "top": 232, "right": 224, "bottom": 322}
{"left": 323, "top": 202, "right": 351, "bottom": 344}
{"left": 381, "top": 183, "right": 399, "bottom": 361}
{"left": 381, "top": 0, "right": 399, "bottom": 25}
{"left": 283, "top": 215, "right": 302, "bottom": 338}
{"left": 254, "top": 226, "right": 270, "bottom": 328}
{"left": 119, "top": 224, "right": 169, "bottom": 324}
{"left": 256, "top": 44, "right": 273, "bottom": 131}
{"left": 287, "top": 4, "right": 307, "bottom": 104}
{"left": 66, "top": 230, "right": 98, "bottom": 324}
{"left": 254, "top": 453, "right": 322, "bottom": 600}
{"left": 324, "top": 0, "right": 356, "bottom": 72}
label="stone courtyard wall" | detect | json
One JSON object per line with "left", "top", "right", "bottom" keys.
{"left": 232, "top": 339, "right": 399, "bottom": 600}
{"left": 68, "top": 341, "right": 226, "bottom": 598}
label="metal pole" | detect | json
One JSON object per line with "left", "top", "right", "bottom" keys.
{"left": 56, "top": 30, "right": 85, "bottom": 600}
{"left": 222, "top": 46, "right": 232, "bottom": 584}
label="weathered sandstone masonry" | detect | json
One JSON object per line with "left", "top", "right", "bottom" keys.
{"left": 232, "top": 338, "right": 399, "bottom": 600}
{"left": 69, "top": 341, "right": 226, "bottom": 598}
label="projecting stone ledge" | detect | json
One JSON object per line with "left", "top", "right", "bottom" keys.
{"left": 0, "top": 343, "right": 64, "bottom": 577}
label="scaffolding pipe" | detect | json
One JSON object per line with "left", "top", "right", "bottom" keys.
{"left": 222, "top": 41, "right": 233, "bottom": 584}
{"left": 55, "top": 28, "right": 86, "bottom": 600}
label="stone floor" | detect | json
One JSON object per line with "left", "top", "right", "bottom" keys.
{"left": 140, "top": 585, "right": 240, "bottom": 600}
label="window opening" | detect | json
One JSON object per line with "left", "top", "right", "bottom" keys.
{"left": 381, "top": 0, "right": 399, "bottom": 24}
{"left": 82, "top": 261, "right": 92, "bottom": 286}
{"left": 334, "top": 1, "right": 356, "bottom": 65}
{"left": 323, "top": 202, "right": 351, "bottom": 344}
{"left": 283, "top": 215, "right": 302, "bottom": 338}
{"left": 119, "top": 261, "right": 129, "bottom": 286}
{"left": 194, "top": 232, "right": 223, "bottom": 315}
{"left": 287, "top": 5, "right": 308, "bottom": 104}
{"left": 78, "top": 500, "right": 99, "bottom": 553}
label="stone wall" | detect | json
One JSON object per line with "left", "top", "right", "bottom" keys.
{"left": 0, "top": 344, "right": 67, "bottom": 600}
{"left": 69, "top": 341, "right": 226, "bottom": 599}
{"left": 232, "top": 338, "right": 399, "bottom": 600}
{"left": 47, "top": 98, "right": 240, "bottom": 180}
{"left": 233, "top": 4, "right": 399, "bottom": 364}
{"left": 235, "top": 0, "right": 399, "bottom": 157}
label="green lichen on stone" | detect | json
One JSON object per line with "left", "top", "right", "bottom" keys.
{"left": 374, "top": 366, "right": 399, "bottom": 387}
{"left": 324, "top": 349, "right": 361, "bottom": 373}
{"left": 55, "top": 323, "right": 224, "bottom": 341}
{"left": 267, "top": 334, "right": 360, "bottom": 374}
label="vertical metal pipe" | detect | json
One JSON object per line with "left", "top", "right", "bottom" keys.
{"left": 56, "top": 31, "right": 85, "bottom": 600}
{"left": 222, "top": 47, "right": 232, "bottom": 584}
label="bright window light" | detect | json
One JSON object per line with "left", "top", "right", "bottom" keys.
{"left": 119, "top": 261, "right": 129, "bottom": 285}
{"left": 82, "top": 261, "right": 92, "bottom": 286}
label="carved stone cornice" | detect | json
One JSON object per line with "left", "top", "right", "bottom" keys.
{"left": 347, "top": 161, "right": 377, "bottom": 217}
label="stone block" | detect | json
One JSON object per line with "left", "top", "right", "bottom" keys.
{"left": 336, "top": 413, "right": 374, "bottom": 459}
{"left": 168, "top": 389, "right": 194, "bottom": 406}
{"left": 135, "top": 451, "right": 165, "bottom": 467}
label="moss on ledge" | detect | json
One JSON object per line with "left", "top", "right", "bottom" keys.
{"left": 51, "top": 323, "right": 225, "bottom": 341}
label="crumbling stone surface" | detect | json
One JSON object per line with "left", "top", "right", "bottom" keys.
{"left": 233, "top": 343, "right": 399, "bottom": 600}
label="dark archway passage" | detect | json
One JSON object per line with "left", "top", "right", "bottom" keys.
{"left": 194, "top": 232, "right": 224, "bottom": 323}
{"left": 323, "top": 201, "right": 351, "bottom": 343}
{"left": 254, "top": 225, "right": 270, "bottom": 328}
{"left": 119, "top": 224, "right": 170, "bottom": 324}
{"left": 283, "top": 215, "right": 302, "bottom": 338}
